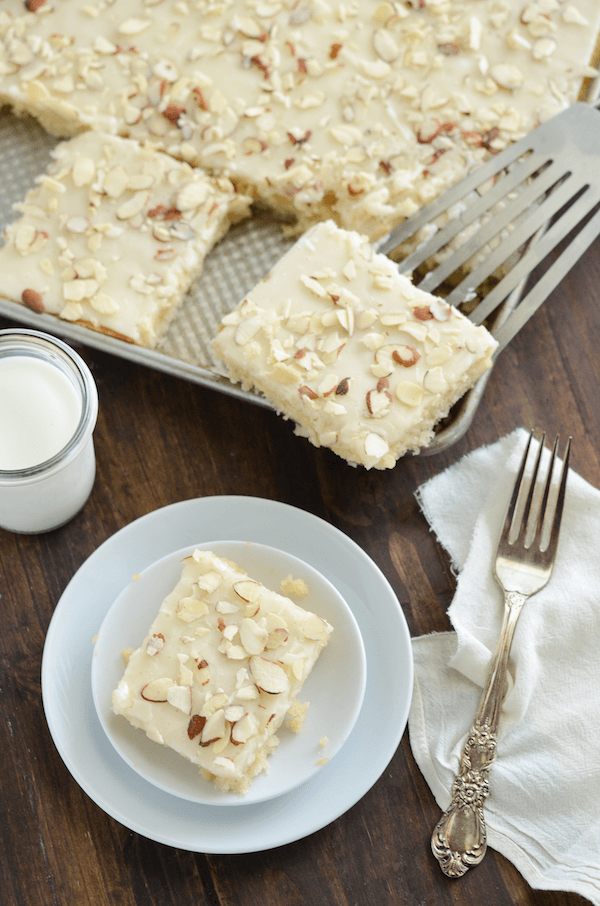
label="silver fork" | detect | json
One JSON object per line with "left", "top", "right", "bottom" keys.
{"left": 431, "top": 429, "right": 571, "bottom": 878}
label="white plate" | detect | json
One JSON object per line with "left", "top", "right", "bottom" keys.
{"left": 91, "top": 540, "right": 367, "bottom": 805}
{"left": 42, "top": 496, "right": 413, "bottom": 853}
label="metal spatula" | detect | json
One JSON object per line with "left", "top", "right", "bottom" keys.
{"left": 379, "top": 101, "right": 600, "bottom": 356}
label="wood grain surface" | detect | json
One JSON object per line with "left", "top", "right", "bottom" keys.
{"left": 1, "top": 229, "right": 599, "bottom": 906}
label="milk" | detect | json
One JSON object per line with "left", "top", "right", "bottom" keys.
{"left": 0, "top": 356, "right": 81, "bottom": 469}
{"left": 0, "top": 330, "right": 98, "bottom": 534}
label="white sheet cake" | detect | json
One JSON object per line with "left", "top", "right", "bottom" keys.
{"left": 111, "top": 548, "right": 333, "bottom": 795}
{"left": 0, "top": 130, "right": 249, "bottom": 346}
{"left": 212, "top": 220, "right": 498, "bottom": 468}
{"left": 0, "top": 0, "right": 599, "bottom": 243}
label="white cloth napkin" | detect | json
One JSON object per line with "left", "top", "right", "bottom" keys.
{"left": 409, "top": 428, "right": 600, "bottom": 903}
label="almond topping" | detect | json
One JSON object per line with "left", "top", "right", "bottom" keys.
{"left": 392, "top": 345, "right": 420, "bottom": 367}
{"left": 145, "top": 633, "right": 165, "bottom": 656}
{"left": 233, "top": 579, "right": 261, "bottom": 603}
{"left": 249, "top": 656, "right": 289, "bottom": 694}
{"left": 21, "top": 288, "right": 45, "bottom": 313}
{"left": 187, "top": 714, "right": 207, "bottom": 740}
{"left": 413, "top": 306, "right": 434, "bottom": 321}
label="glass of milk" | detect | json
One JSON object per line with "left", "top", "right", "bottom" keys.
{"left": 0, "top": 329, "right": 98, "bottom": 533}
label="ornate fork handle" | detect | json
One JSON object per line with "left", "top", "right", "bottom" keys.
{"left": 431, "top": 590, "right": 527, "bottom": 878}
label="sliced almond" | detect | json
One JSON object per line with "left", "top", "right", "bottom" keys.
{"left": 231, "top": 712, "right": 258, "bottom": 745}
{"left": 104, "top": 166, "right": 129, "bottom": 198}
{"left": 196, "top": 660, "right": 210, "bottom": 685}
{"left": 176, "top": 181, "right": 209, "bottom": 211}
{"left": 223, "top": 643, "right": 248, "bottom": 659}
{"left": 197, "top": 571, "right": 222, "bottom": 593}
{"left": 116, "top": 192, "right": 148, "bottom": 220}
{"left": 429, "top": 298, "right": 452, "bottom": 322}
{"left": 265, "top": 627, "right": 289, "bottom": 649}
{"left": 302, "top": 614, "right": 331, "bottom": 641}
{"left": 364, "top": 433, "right": 390, "bottom": 458}
{"left": 236, "top": 684, "right": 260, "bottom": 701}
{"left": 201, "top": 691, "right": 229, "bottom": 717}
{"left": 233, "top": 579, "right": 262, "bottom": 603}
{"left": 239, "top": 618, "right": 268, "bottom": 655}
{"left": 224, "top": 704, "right": 246, "bottom": 723}
{"left": 292, "top": 657, "right": 307, "bottom": 681}
{"left": 392, "top": 345, "right": 420, "bottom": 367}
{"left": 21, "top": 288, "right": 45, "bottom": 313}
{"left": 145, "top": 633, "right": 165, "bottom": 656}
{"left": 423, "top": 367, "right": 449, "bottom": 394}
{"left": 215, "top": 600, "right": 239, "bottom": 614}
{"left": 199, "top": 708, "right": 227, "bottom": 746}
{"left": 187, "top": 714, "right": 206, "bottom": 740}
{"left": 373, "top": 28, "right": 400, "bottom": 62}
{"left": 166, "top": 684, "right": 192, "bottom": 714}
{"left": 71, "top": 156, "right": 95, "bottom": 187}
{"left": 395, "top": 381, "right": 424, "bottom": 407}
{"left": 176, "top": 597, "right": 209, "bottom": 622}
{"left": 249, "top": 656, "right": 289, "bottom": 694}
{"left": 141, "top": 677, "right": 176, "bottom": 702}
{"left": 426, "top": 345, "right": 453, "bottom": 366}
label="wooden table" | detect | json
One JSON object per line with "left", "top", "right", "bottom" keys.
{"left": 1, "top": 230, "right": 599, "bottom": 906}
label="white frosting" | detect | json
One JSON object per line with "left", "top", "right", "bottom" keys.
{"left": 213, "top": 220, "right": 498, "bottom": 468}
{"left": 111, "top": 549, "right": 332, "bottom": 795}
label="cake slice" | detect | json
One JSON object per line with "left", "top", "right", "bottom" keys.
{"left": 213, "top": 220, "right": 498, "bottom": 469}
{"left": 111, "top": 549, "right": 333, "bottom": 795}
{"left": 0, "top": 130, "right": 249, "bottom": 347}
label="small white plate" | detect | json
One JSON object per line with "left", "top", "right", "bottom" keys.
{"left": 92, "top": 540, "right": 367, "bottom": 805}
{"left": 42, "top": 496, "right": 413, "bottom": 853}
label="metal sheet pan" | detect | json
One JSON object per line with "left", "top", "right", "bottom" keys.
{"left": 1, "top": 82, "right": 598, "bottom": 454}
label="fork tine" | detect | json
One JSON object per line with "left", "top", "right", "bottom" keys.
{"left": 503, "top": 429, "right": 535, "bottom": 544}
{"left": 515, "top": 431, "right": 545, "bottom": 545}
{"left": 516, "top": 433, "right": 571, "bottom": 554}
{"left": 540, "top": 435, "right": 571, "bottom": 557}
{"left": 527, "top": 433, "right": 556, "bottom": 550}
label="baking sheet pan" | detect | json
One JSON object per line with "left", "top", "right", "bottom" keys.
{"left": 2, "top": 82, "right": 598, "bottom": 452}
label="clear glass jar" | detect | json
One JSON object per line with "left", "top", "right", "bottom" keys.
{"left": 0, "top": 329, "right": 98, "bottom": 533}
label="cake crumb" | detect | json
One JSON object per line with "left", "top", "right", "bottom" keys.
{"left": 286, "top": 700, "right": 310, "bottom": 733}
{"left": 280, "top": 574, "right": 309, "bottom": 597}
{"left": 121, "top": 646, "right": 135, "bottom": 665}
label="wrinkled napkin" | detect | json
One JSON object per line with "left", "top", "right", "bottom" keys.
{"left": 409, "top": 428, "right": 600, "bottom": 903}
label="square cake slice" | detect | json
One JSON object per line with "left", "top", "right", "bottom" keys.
{"left": 0, "top": 131, "right": 249, "bottom": 347}
{"left": 112, "top": 549, "right": 333, "bottom": 796}
{"left": 213, "top": 220, "right": 498, "bottom": 469}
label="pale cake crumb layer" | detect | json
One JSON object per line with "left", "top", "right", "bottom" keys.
{"left": 111, "top": 549, "right": 333, "bottom": 796}
{"left": 212, "top": 220, "right": 498, "bottom": 469}
{"left": 0, "top": 131, "right": 250, "bottom": 347}
{"left": 0, "top": 1, "right": 599, "bottom": 241}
